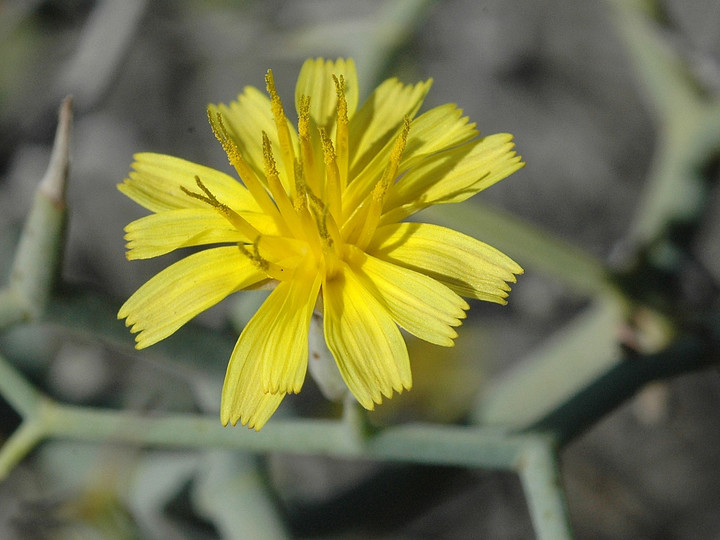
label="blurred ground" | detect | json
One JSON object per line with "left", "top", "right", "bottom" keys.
{"left": 1, "top": 0, "right": 720, "bottom": 538}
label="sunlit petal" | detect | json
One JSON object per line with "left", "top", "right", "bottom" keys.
{"left": 124, "top": 208, "right": 280, "bottom": 260}
{"left": 295, "top": 57, "right": 359, "bottom": 129}
{"left": 221, "top": 331, "right": 286, "bottom": 431}
{"left": 220, "top": 259, "right": 321, "bottom": 429}
{"left": 119, "top": 246, "right": 266, "bottom": 348}
{"left": 342, "top": 102, "right": 478, "bottom": 217}
{"left": 119, "top": 153, "right": 257, "bottom": 213}
{"left": 348, "top": 78, "right": 432, "bottom": 178}
{"left": 257, "top": 262, "right": 321, "bottom": 393}
{"left": 323, "top": 265, "right": 411, "bottom": 409}
{"left": 382, "top": 134, "right": 524, "bottom": 223}
{"left": 368, "top": 222, "right": 523, "bottom": 302}
{"left": 346, "top": 245, "right": 468, "bottom": 346}
{"left": 400, "top": 103, "right": 479, "bottom": 171}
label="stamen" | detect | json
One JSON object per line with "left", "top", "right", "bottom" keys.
{"left": 309, "top": 204, "right": 332, "bottom": 248}
{"left": 354, "top": 117, "right": 411, "bottom": 250}
{"left": 180, "top": 176, "right": 260, "bottom": 240}
{"left": 319, "top": 128, "right": 342, "bottom": 222}
{"left": 262, "top": 132, "right": 301, "bottom": 234}
{"left": 292, "top": 159, "right": 324, "bottom": 259}
{"left": 237, "top": 240, "right": 288, "bottom": 282}
{"left": 379, "top": 116, "right": 412, "bottom": 194}
{"left": 180, "top": 176, "right": 218, "bottom": 205}
{"left": 237, "top": 242, "right": 268, "bottom": 271}
{"left": 297, "top": 95, "right": 319, "bottom": 194}
{"left": 207, "top": 110, "right": 283, "bottom": 226}
{"left": 333, "top": 74, "right": 349, "bottom": 190}
{"left": 293, "top": 160, "right": 306, "bottom": 209}
{"left": 305, "top": 187, "right": 324, "bottom": 212}
{"left": 299, "top": 175, "right": 342, "bottom": 254}
{"left": 265, "top": 69, "right": 296, "bottom": 195}
{"left": 306, "top": 198, "right": 343, "bottom": 280}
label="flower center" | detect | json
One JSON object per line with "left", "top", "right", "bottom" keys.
{"left": 190, "top": 69, "right": 411, "bottom": 284}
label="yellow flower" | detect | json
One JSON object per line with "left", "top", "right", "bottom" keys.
{"left": 118, "top": 58, "right": 524, "bottom": 430}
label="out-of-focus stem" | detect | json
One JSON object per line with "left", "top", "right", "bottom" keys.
{"left": 4, "top": 97, "right": 72, "bottom": 324}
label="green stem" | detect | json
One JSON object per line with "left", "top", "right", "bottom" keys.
{"left": 0, "top": 289, "right": 28, "bottom": 328}
{"left": 0, "top": 415, "right": 46, "bottom": 480}
{"left": 342, "top": 395, "right": 366, "bottom": 441}
{"left": 0, "top": 351, "right": 42, "bottom": 418}
{"left": 3, "top": 97, "right": 71, "bottom": 327}
{"left": 606, "top": 0, "right": 702, "bottom": 122}
{"left": 7, "top": 191, "right": 66, "bottom": 321}
{"left": 626, "top": 103, "right": 720, "bottom": 248}
{"left": 42, "top": 402, "right": 540, "bottom": 469}
{"left": 607, "top": 2, "right": 720, "bottom": 247}
{"left": 22, "top": 398, "right": 573, "bottom": 537}
{"left": 529, "top": 334, "right": 715, "bottom": 446}
{"left": 476, "top": 301, "right": 623, "bottom": 427}
{"left": 0, "top": 387, "right": 574, "bottom": 535}
{"left": 518, "top": 440, "right": 573, "bottom": 540}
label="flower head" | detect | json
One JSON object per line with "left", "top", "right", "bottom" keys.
{"left": 118, "top": 58, "right": 524, "bottom": 430}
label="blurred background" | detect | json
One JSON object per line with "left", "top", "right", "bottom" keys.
{"left": 2, "top": 0, "right": 720, "bottom": 538}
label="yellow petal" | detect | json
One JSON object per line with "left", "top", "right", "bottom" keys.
{"left": 118, "top": 153, "right": 257, "bottom": 213}
{"left": 346, "top": 245, "right": 468, "bottom": 346}
{"left": 323, "top": 265, "right": 411, "bottom": 409}
{"left": 210, "top": 87, "right": 297, "bottom": 187}
{"left": 368, "top": 223, "right": 523, "bottom": 303}
{"left": 118, "top": 246, "right": 267, "bottom": 349}
{"left": 400, "top": 103, "right": 479, "bottom": 172}
{"left": 221, "top": 259, "right": 321, "bottom": 429}
{"left": 382, "top": 134, "right": 523, "bottom": 222}
{"left": 258, "top": 260, "right": 321, "bottom": 393}
{"left": 124, "top": 208, "right": 264, "bottom": 260}
{"left": 221, "top": 333, "right": 286, "bottom": 431}
{"left": 342, "top": 102, "right": 477, "bottom": 217}
{"left": 295, "top": 58, "right": 359, "bottom": 129}
{"left": 348, "top": 77, "right": 431, "bottom": 178}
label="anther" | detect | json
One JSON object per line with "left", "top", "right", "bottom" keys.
{"left": 265, "top": 69, "right": 296, "bottom": 193}
{"left": 297, "top": 95, "right": 318, "bottom": 194}
{"left": 237, "top": 240, "right": 288, "bottom": 282}
{"left": 309, "top": 204, "right": 332, "bottom": 248}
{"left": 181, "top": 176, "right": 221, "bottom": 207}
{"left": 207, "top": 108, "right": 286, "bottom": 230}
{"left": 181, "top": 176, "right": 261, "bottom": 240}
{"left": 333, "top": 74, "right": 349, "bottom": 190}
{"left": 262, "top": 133, "right": 280, "bottom": 181}
{"left": 354, "top": 117, "right": 412, "bottom": 250}
{"left": 293, "top": 159, "right": 307, "bottom": 210}
{"left": 319, "top": 128, "right": 342, "bottom": 220}
{"left": 263, "top": 132, "right": 304, "bottom": 236}
{"left": 208, "top": 112, "right": 241, "bottom": 167}
{"left": 238, "top": 242, "right": 269, "bottom": 272}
